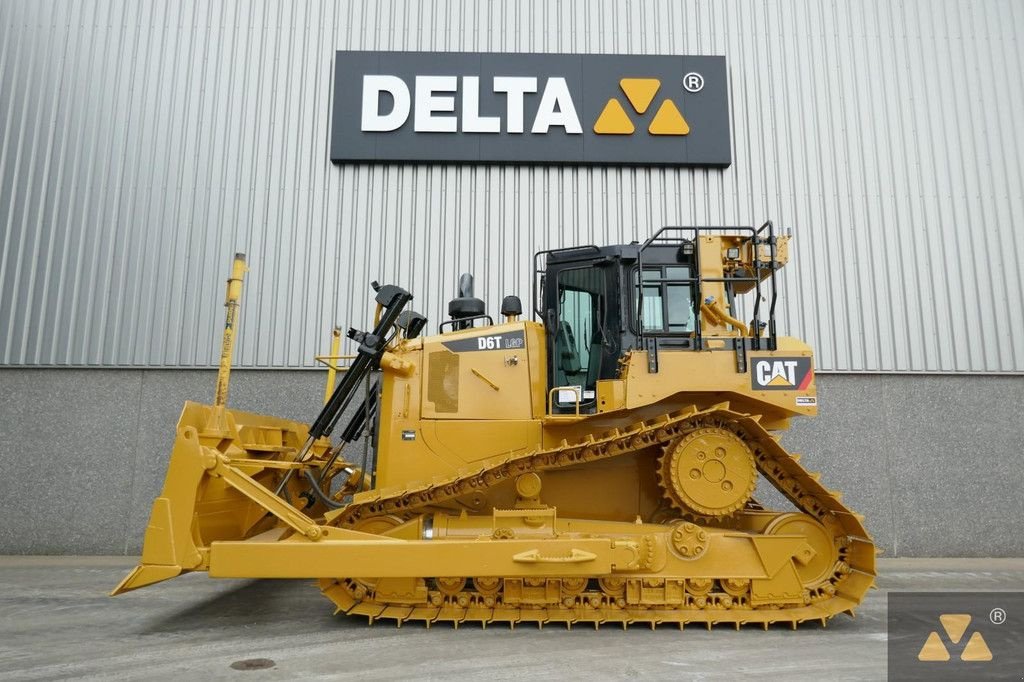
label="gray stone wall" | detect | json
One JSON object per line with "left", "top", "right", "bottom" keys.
{"left": 0, "top": 369, "right": 1020, "bottom": 557}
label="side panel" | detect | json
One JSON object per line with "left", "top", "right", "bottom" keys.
{"left": 374, "top": 341, "right": 431, "bottom": 488}
{"left": 623, "top": 337, "right": 816, "bottom": 417}
{"left": 420, "top": 322, "right": 544, "bottom": 420}
{"left": 375, "top": 321, "right": 547, "bottom": 489}
{"left": 423, "top": 420, "right": 542, "bottom": 465}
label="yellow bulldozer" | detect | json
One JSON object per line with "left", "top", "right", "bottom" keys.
{"left": 114, "top": 222, "right": 875, "bottom": 628}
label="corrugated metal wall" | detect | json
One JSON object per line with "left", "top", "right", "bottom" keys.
{"left": 1, "top": 0, "right": 1022, "bottom": 372}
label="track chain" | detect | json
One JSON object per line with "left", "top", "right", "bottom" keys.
{"left": 320, "top": 402, "right": 877, "bottom": 627}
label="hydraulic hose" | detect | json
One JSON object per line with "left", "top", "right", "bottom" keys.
{"left": 302, "top": 469, "right": 344, "bottom": 509}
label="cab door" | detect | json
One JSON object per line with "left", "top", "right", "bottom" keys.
{"left": 546, "top": 264, "right": 617, "bottom": 414}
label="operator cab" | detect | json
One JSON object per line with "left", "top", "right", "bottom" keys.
{"left": 536, "top": 224, "right": 784, "bottom": 416}
{"left": 537, "top": 241, "right": 698, "bottom": 415}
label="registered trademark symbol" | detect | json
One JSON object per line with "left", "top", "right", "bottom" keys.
{"left": 990, "top": 607, "right": 1006, "bottom": 624}
{"left": 683, "top": 72, "right": 704, "bottom": 93}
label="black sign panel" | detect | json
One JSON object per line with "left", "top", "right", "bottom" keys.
{"left": 330, "top": 52, "right": 731, "bottom": 166}
{"left": 442, "top": 330, "right": 525, "bottom": 353}
{"left": 750, "top": 356, "right": 814, "bottom": 391}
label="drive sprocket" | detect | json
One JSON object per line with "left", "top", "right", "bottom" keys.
{"left": 658, "top": 426, "right": 757, "bottom": 518}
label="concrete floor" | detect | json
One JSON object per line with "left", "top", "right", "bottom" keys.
{"left": 0, "top": 558, "right": 1021, "bottom": 681}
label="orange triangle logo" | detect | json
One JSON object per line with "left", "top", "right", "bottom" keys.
{"left": 939, "top": 614, "right": 971, "bottom": 644}
{"left": 960, "top": 632, "right": 993, "bottom": 662}
{"left": 619, "top": 78, "right": 660, "bottom": 114}
{"left": 648, "top": 99, "right": 689, "bottom": 135}
{"left": 918, "top": 614, "right": 994, "bottom": 663}
{"left": 917, "top": 631, "right": 950, "bottom": 661}
{"left": 593, "top": 99, "right": 634, "bottom": 135}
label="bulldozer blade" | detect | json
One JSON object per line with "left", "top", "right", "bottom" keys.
{"left": 113, "top": 401, "right": 320, "bottom": 595}
{"left": 110, "top": 564, "right": 182, "bottom": 595}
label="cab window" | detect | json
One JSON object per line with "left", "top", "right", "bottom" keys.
{"left": 554, "top": 267, "right": 605, "bottom": 405}
{"left": 636, "top": 266, "right": 695, "bottom": 334}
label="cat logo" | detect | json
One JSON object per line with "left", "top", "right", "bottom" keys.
{"left": 593, "top": 78, "right": 689, "bottom": 136}
{"left": 750, "top": 356, "right": 813, "bottom": 391}
{"left": 918, "top": 614, "right": 993, "bottom": 662}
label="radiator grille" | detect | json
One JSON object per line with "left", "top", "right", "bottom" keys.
{"left": 427, "top": 351, "right": 460, "bottom": 413}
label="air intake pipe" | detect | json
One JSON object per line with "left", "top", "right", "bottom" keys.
{"left": 447, "top": 273, "right": 486, "bottom": 330}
